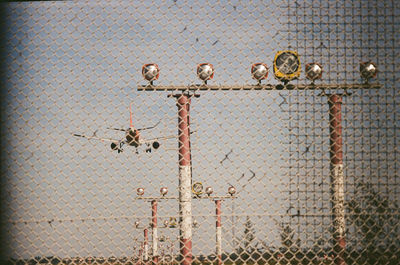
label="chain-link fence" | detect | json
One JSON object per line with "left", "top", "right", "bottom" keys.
{"left": 1, "top": 1, "right": 399, "bottom": 264}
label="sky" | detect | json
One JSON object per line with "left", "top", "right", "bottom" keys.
{"left": 1, "top": 0, "right": 399, "bottom": 259}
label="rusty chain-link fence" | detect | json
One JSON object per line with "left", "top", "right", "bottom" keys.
{"left": 1, "top": 1, "right": 399, "bottom": 264}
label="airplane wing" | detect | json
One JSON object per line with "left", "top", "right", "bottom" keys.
{"left": 142, "top": 130, "right": 197, "bottom": 144}
{"left": 105, "top": 127, "right": 128, "bottom": 132}
{"left": 137, "top": 120, "right": 161, "bottom": 131}
{"left": 142, "top": 134, "right": 177, "bottom": 144}
{"left": 72, "top": 133, "right": 120, "bottom": 143}
{"left": 106, "top": 121, "right": 161, "bottom": 132}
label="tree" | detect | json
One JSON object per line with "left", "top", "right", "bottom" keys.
{"left": 236, "top": 216, "right": 256, "bottom": 254}
{"left": 346, "top": 182, "right": 400, "bottom": 263}
{"left": 243, "top": 216, "right": 255, "bottom": 251}
{"left": 280, "top": 224, "right": 295, "bottom": 249}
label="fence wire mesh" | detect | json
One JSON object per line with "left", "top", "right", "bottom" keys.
{"left": 0, "top": 1, "right": 399, "bottom": 264}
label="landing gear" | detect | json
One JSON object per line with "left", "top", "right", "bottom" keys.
{"left": 145, "top": 144, "right": 152, "bottom": 153}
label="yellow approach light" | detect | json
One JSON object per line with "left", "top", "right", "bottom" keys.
{"left": 192, "top": 182, "right": 203, "bottom": 196}
{"left": 169, "top": 217, "right": 177, "bottom": 227}
{"left": 273, "top": 51, "right": 301, "bottom": 83}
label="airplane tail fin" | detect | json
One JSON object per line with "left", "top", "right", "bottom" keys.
{"left": 129, "top": 102, "right": 133, "bottom": 128}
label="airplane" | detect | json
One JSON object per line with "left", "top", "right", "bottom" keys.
{"left": 73, "top": 103, "right": 176, "bottom": 154}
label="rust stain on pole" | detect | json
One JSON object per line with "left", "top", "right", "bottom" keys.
{"left": 329, "top": 94, "right": 343, "bottom": 165}
{"left": 328, "top": 94, "right": 346, "bottom": 265}
{"left": 177, "top": 95, "right": 192, "bottom": 165}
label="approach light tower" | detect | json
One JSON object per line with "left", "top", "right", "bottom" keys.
{"left": 136, "top": 186, "right": 185, "bottom": 264}
{"left": 138, "top": 58, "right": 381, "bottom": 265}
{"left": 192, "top": 183, "right": 237, "bottom": 265}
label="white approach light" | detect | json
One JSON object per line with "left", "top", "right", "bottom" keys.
{"left": 142, "top": 63, "right": 160, "bottom": 84}
{"left": 305, "top": 63, "right": 323, "bottom": 82}
{"left": 160, "top": 187, "right": 168, "bottom": 196}
{"left": 137, "top": 187, "right": 144, "bottom": 196}
{"left": 197, "top": 63, "right": 214, "bottom": 84}
{"left": 360, "top": 62, "right": 377, "bottom": 82}
{"left": 205, "top": 186, "right": 213, "bottom": 196}
{"left": 228, "top": 186, "right": 236, "bottom": 196}
{"left": 251, "top": 63, "right": 269, "bottom": 83}
{"left": 163, "top": 220, "right": 169, "bottom": 227}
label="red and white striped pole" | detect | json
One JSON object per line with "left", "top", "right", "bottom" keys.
{"left": 328, "top": 94, "right": 346, "bottom": 265}
{"left": 144, "top": 228, "right": 149, "bottom": 263}
{"left": 215, "top": 200, "right": 222, "bottom": 265}
{"left": 151, "top": 200, "right": 159, "bottom": 264}
{"left": 174, "top": 93, "right": 193, "bottom": 264}
{"left": 138, "top": 243, "right": 143, "bottom": 265}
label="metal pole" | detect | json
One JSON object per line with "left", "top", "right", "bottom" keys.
{"left": 232, "top": 200, "right": 236, "bottom": 251}
{"left": 174, "top": 93, "right": 193, "bottom": 265}
{"left": 144, "top": 228, "right": 149, "bottom": 263}
{"left": 138, "top": 242, "right": 143, "bottom": 265}
{"left": 328, "top": 94, "right": 346, "bottom": 265}
{"left": 138, "top": 83, "right": 381, "bottom": 91}
{"left": 215, "top": 200, "right": 222, "bottom": 265}
{"left": 152, "top": 200, "right": 159, "bottom": 264}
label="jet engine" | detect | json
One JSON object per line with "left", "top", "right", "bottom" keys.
{"left": 152, "top": 141, "right": 160, "bottom": 149}
{"left": 111, "top": 142, "right": 122, "bottom": 153}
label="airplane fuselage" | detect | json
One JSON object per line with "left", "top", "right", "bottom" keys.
{"left": 126, "top": 128, "right": 140, "bottom": 147}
